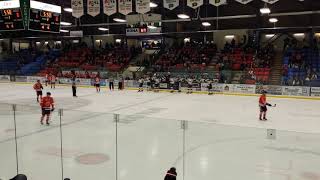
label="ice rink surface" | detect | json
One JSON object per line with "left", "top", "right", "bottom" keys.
{"left": 1, "top": 83, "right": 320, "bottom": 180}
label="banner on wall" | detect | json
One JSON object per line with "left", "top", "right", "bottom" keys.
{"left": 233, "top": 84, "right": 256, "bottom": 94}
{"left": 201, "top": 83, "right": 225, "bottom": 92}
{"left": 163, "top": 0, "right": 179, "bottom": 10}
{"left": 234, "top": 0, "right": 254, "bottom": 4}
{"left": 209, "top": 0, "right": 227, "bottom": 6}
{"left": 261, "top": 0, "right": 279, "bottom": 4}
{"left": 282, "top": 86, "right": 310, "bottom": 96}
{"left": 0, "top": 75, "right": 10, "bottom": 82}
{"left": 222, "top": 84, "right": 234, "bottom": 92}
{"left": 311, "top": 87, "right": 320, "bottom": 97}
{"left": 15, "top": 76, "right": 28, "bottom": 82}
{"left": 59, "top": 78, "right": 93, "bottom": 86}
{"left": 103, "top": 0, "right": 117, "bottom": 15}
{"left": 71, "top": 0, "right": 84, "bottom": 18}
{"left": 27, "top": 76, "right": 44, "bottom": 83}
{"left": 256, "top": 85, "right": 283, "bottom": 95}
{"left": 136, "top": 0, "right": 150, "bottom": 14}
{"left": 187, "top": 0, "right": 203, "bottom": 9}
{"left": 118, "top": 0, "right": 133, "bottom": 15}
{"left": 159, "top": 83, "right": 168, "bottom": 89}
{"left": 87, "top": 0, "right": 101, "bottom": 16}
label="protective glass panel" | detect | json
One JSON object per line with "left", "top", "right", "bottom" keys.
{"left": 61, "top": 110, "right": 116, "bottom": 180}
{"left": 118, "top": 115, "right": 183, "bottom": 180}
{"left": 15, "top": 104, "right": 62, "bottom": 179}
{"left": 0, "top": 103, "right": 17, "bottom": 179}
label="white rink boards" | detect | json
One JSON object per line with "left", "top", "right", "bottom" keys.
{"left": 0, "top": 83, "right": 320, "bottom": 180}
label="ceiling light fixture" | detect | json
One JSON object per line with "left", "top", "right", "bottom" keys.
{"left": 202, "top": 22, "right": 211, "bottom": 27}
{"left": 269, "top": 18, "right": 278, "bottom": 23}
{"left": 98, "top": 27, "right": 109, "bottom": 31}
{"left": 260, "top": 7, "right": 270, "bottom": 14}
{"left": 225, "top": 35, "right": 235, "bottom": 39}
{"left": 260, "top": 3, "right": 270, "bottom": 14}
{"left": 294, "top": 33, "right": 305, "bottom": 37}
{"left": 178, "top": 0, "right": 189, "bottom": 20}
{"left": 63, "top": 8, "right": 72, "bottom": 12}
{"left": 177, "top": 14, "right": 190, "bottom": 19}
{"left": 60, "top": 21, "right": 72, "bottom": 26}
{"left": 150, "top": 2, "right": 158, "bottom": 8}
{"left": 60, "top": 29, "right": 69, "bottom": 33}
{"left": 113, "top": 18, "right": 126, "bottom": 23}
{"left": 265, "top": 34, "right": 275, "bottom": 38}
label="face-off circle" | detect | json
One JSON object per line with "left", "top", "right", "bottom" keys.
{"left": 75, "top": 153, "right": 110, "bottom": 165}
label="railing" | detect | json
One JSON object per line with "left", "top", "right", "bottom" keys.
{"left": 1, "top": 102, "right": 320, "bottom": 180}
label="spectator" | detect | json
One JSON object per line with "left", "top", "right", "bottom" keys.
{"left": 311, "top": 72, "right": 318, "bottom": 80}
{"left": 292, "top": 76, "right": 301, "bottom": 86}
{"left": 164, "top": 167, "right": 177, "bottom": 180}
{"left": 231, "top": 39, "right": 236, "bottom": 48}
{"left": 10, "top": 174, "right": 27, "bottom": 180}
{"left": 305, "top": 75, "right": 311, "bottom": 85}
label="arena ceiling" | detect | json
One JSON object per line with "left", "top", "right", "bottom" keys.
{"left": 3, "top": 0, "right": 320, "bottom": 38}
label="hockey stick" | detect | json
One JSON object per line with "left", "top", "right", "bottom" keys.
{"left": 267, "top": 103, "right": 277, "bottom": 107}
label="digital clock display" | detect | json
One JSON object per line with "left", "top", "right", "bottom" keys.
{"left": 28, "top": 0, "right": 61, "bottom": 33}
{"left": 0, "top": 0, "right": 24, "bottom": 31}
{"left": 0, "top": 8, "right": 24, "bottom": 31}
{"left": 28, "top": 9, "right": 60, "bottom": 32}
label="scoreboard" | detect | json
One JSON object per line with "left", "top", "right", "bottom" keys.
{"left": 28, "top": 0, "right": 61, "bottom": 33}
{"left": 0, "top": 0, "right": 61, "bottom": 33}
{"left": 0, "top": 0, "right": 24, "bottom": 31}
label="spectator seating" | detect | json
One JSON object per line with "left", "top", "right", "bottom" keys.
{"left": 152, "top": 43, "right": 273, "bottom": 85}
{"left": 0, "top": 57, "right": 19, "bottom": 74}
{"left": 0, "top": 49, "right": 53, "bottom": 75}
{"left": 282, "top": 48, "right": 320, "bottom": 86}
{"left": 154, "top": 42, "right": 217, "bottom": 72}
{"left": 38, "top": 45, "right": 133, "bottom": 78}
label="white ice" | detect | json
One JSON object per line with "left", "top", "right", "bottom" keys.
{"left": 0, "top": 83, "right": 320, "bottom": 180}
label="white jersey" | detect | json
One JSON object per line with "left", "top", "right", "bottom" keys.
{"left": 170, "top": 78, "right": 175, "bottom": 84}
{"left": 188, "top": 79, "right": 193, "bottom": 85}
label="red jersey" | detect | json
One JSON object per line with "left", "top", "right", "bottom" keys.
{"left": 259, "top": 95, "right": 266, "bottom": 106}
{"left": 33, "top": 82, "right": 43, "bottom": 91}
{"left": 95, "top": 77, "right": 100, "bottom": 84}
{"left": 41, "top": 96, "right": 54, "bottom": 109}
{"left": 51, "top": 75, "right": 56, "bottom": 82}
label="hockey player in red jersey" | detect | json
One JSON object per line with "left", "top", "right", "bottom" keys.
{"left": 33, "top": 80, "right": 44, "bottom": 102}
{"left": 40, "top": 92, "right": 55, "bottom": 125}
{"left": 94, "top": 76, "right": 101, "bottom": 92}
{"left": 50, "top": 74, "right": 57, "bottom": 89}
{"left": 259, "top": 91, "right": 275, "bottom": 121}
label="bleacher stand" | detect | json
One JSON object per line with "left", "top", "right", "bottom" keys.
{"left": 282, "top": 48, "right": 320, "bottom": 86}
{"left": 39, "top": 44, "right": 134, "bottom": 78}
{"left": 151, "top": 41, "right": 273, "bottom": 85}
